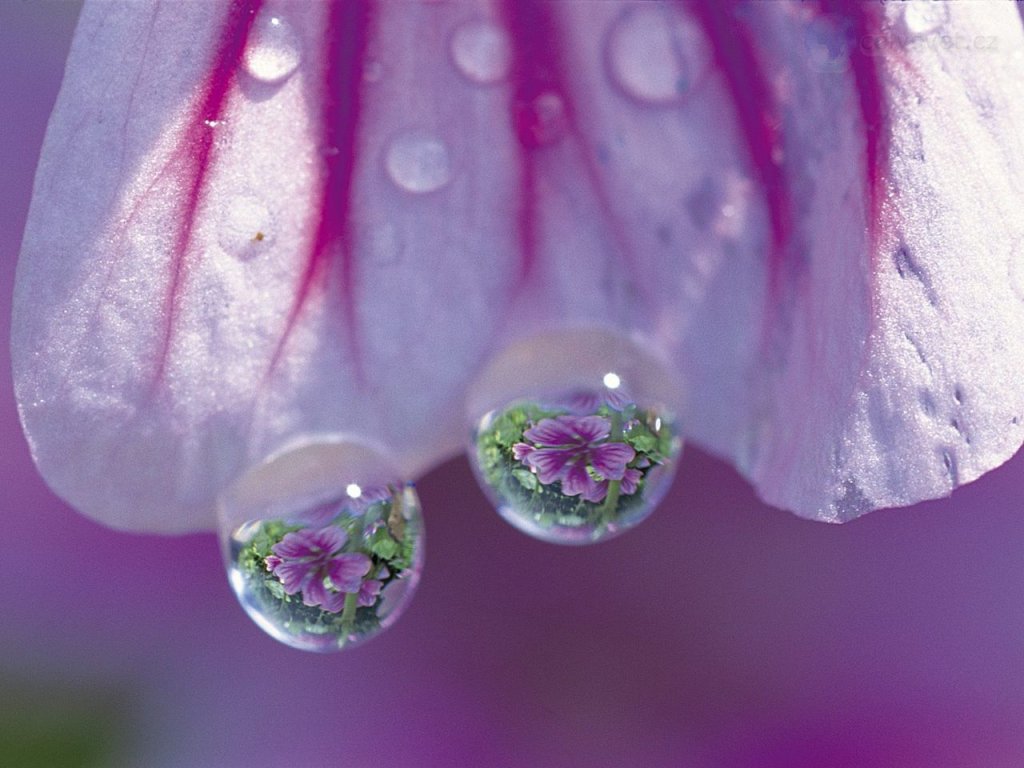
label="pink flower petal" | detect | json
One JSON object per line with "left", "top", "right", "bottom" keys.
{"left": 12, "top": 1, "right": 1024, "bottom": 533}
{"left": 589, "top": 442, "right": 636, "bottom": 481}
{"left": 269, "top": 561, "right": 313, "bottom": 596}
{"left": 327, "top": 552, "right": 371, "bottom": 593}
{"left": 620, "top": 468, "right": 642, "bottom": 496}
{"left": 271, "top": 526, "right": 346, "bottom": 560}
{"left": 561, "top": 462, "right": 604, "bottom": 502}
{"left": 511, "top": 442, "right": 535, "bottom": 462}
{"left": 300, "top": 576, "right": 338, "bottom": 611}
{"left": 358, "top": 579, "right": 383, "bottom": 607}
{"left": 524, "top": 447, "right": 575, "bottom": 485}
{"left": 524, "top": 415, "right": 612, "bottom": 448}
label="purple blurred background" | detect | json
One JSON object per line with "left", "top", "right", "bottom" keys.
{"left": 2, "top": 4, "right": 1022, "bottom": 766}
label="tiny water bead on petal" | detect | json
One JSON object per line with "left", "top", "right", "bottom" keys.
{"left": 901, "top": 1, "right": 950, "bottom": 38}
{"left": 606, "top": 4, "right": 710, "bottom": 105}
{"left": 467, "top": 331, "right": 682, "bottom": 545}
{"left": 218, "top": 442, "right": 424, "bottom": 652}
{"left": 217, "top": 194, "right": 274, "bottom": 261}
{"left": 243, "top": 12, "right": 301, "bottom": 85}
{"left": 384, "top": 132, "right": 452, "bottom": 194}
{"left": 450, "top": 19, "right": 512, "bottom": 85}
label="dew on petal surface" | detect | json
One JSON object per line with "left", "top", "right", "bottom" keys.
{"left": 218, "top": 194, "right": 274, "bottom": 260}
{"left": 243, "top": 13, "right": 301, "bottom": 85}
{"left": 467, "top": 331, "right": 682, "bottom": 545}
{"left": 219, "top": 444, "right": 424, "bottom": 652}
{"left": 901, "top": 1, "right": 950, "bottom": 37}
{"left": 385, "top": 132, "right": 452, "bottom": 194}
{"left": 450, "top": 19, "right": 512, "bottom": 85}
{"left": 605, "top": 5, "right": 709, "bottom": 105}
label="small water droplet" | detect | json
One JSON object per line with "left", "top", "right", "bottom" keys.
{"left": 385, "top": 133, "right": 452, "bottom": 194}
{"left": 515, "top": 91, "right": 568, "bottom": 148}
{"left": 244, "top": 13, "right": 301, "bottom": 84}
{"left": 467, "top": 331, "right": 681, "bottom": 545}
{"left": 450, "top": 20, "right": 512, "bottom": 85}
{"left": 219, "top": 195, "right": 274, "bottom": 260}
{"left": 219, "top": 442, "right": 424, "bottom": 652}
{"left": 606, "top": 6, "right": 708, "bottom": 105}
{"left": 204, "top": 118, "right": 224, "bottom": 128}
{"left": 902, "top": 1, "right": 949, "bottom": 37}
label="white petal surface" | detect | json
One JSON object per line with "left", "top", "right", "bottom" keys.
{"left": 733, "top": 2, "right": 1024, "bottom": 520}
{"left": 13, "top": 0, "right": 1024, "bottom": 531}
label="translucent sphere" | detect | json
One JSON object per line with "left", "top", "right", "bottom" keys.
{"left": 219, "top": 442, "right": 424, "bottom": 652}
{"left": 468, "top": 331, "right": 682, "bottom": 545}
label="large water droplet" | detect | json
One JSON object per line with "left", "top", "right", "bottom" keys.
{"left": 450, "top": 20, "right": 512, "bottom": 85}
{"left": 244, "top": 13, "right": 301, "bottom": 85}
{"left": 218, "top": 195, "right": 274, "bottom": 260}
{"left": 902, "top": 1, "right": 949, "bottom": 37}
{"left": 219, "top": 442, "right": 424, "bottom": 652}
{"left": 385, "top": 133, "right": 452, "bottom": 194}
{"left": 467, "top": 330, "right": 681, "bottom": 545}
{"left": 606, "top": 6, "right": 708, "bottom": 105}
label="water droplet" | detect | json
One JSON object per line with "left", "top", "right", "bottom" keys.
{"left": 902, "top": 1, "right": 949, "bottom": 37}
{"left": 467, "top": 330, "right": 681, "bottom": 545}
{"left": 385, "top": 133, "right": 452, "bottom": 194}
{"left": 219, "top": 442, "right": 424, "bottom": 652}
{"left": 218, "top": 195, "right": 274, "bottom": 260}
{"left": 606, "top": 6, "right": 708, "bottom": 105}
{"left": 244, "top": 13, "right": 301, "bottom": 85}
{"left": 450, "top": 20, "right": 512, "bottom": 85}
{"left": 515, "top": 91, "right": 568, "bottom": 148}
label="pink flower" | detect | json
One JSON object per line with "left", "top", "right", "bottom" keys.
{"left": 357, "top": 565, "right": 388, "bottom": 608}
{"left": 11, "top": 1, "right": 1024, "bottom": 537}
{"left": 514, "top": 415, "right": 635, "bottom": 503}
{"left": 265, "top": 526, "right": 370, "bottom": 613}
